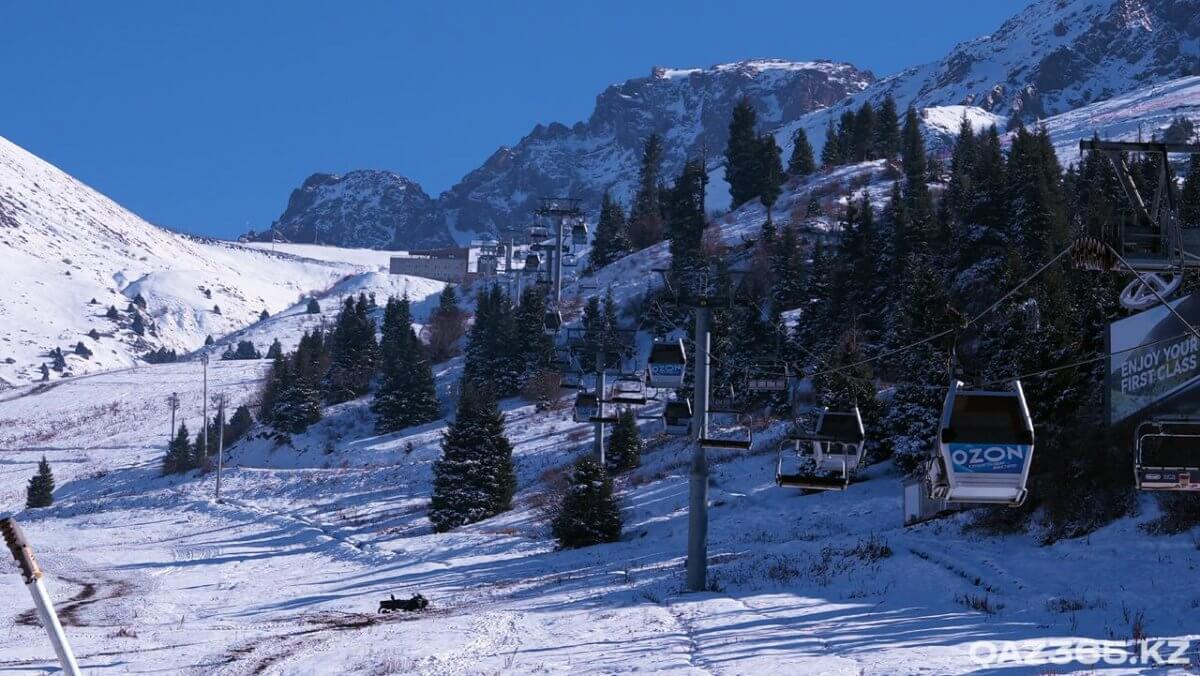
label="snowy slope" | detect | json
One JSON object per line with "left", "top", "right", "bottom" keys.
{"left": 0, "top": 136, "right": 368, "bottom": 386}
{"left": 1, "top": 335, "right": 1198, "bottom": 673}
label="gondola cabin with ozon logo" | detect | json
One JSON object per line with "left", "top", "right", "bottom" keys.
{"left": 929, "top": 380, "right": 1035, "bottom": 507}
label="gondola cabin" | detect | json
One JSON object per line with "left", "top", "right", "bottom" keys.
{"left": 931, "top": 380, "right": 1035, "bottom": 506}
{"left": 647, "top": 340, "right": 687, "bottom": 389}
{"left": 663, "top": 400, "right": 692, "bottom": 435}
{"left": 524, "top": 253, "right": 541, "bottom": 271}
{"left": 571, "top": 223, "right": 588, "bottom": 247}
{"left": 1135, "top": 418, "right": 1200, "bottom": 491}
{"left": 573, "top": 392, "right": 598, "bottom": 423}
{"left": 528, "top": 225, "right": 549, "bottom": 242}
{"left": 543, "top": 310, "right": 563, "bottom": 335}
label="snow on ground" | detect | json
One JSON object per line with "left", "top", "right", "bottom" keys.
{"left": 3, "top": 349, "right": 1198, "bottom": 674}
{"left": 195, "top": 272, "right": 447, "bottom": 361}
{"left": 0, "top": 136, "right": 371, "bottom": 387}
{"left": 240, "top": 242, "right": 407, "bottom": 270}
{"left": 1032, "top": 76, "right": 1200, "bottom": 167}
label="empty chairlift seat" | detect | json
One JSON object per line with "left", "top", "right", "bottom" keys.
{"left": 663, "top": 400, "right": 693, "bottom": 436}
{"left": 1135, "top": 418, "right": 1200, "bottom": 491}
{"left": 571, "top": 223, "right": 589, "bottom": 247}
{"left": 524, "top": 253, "right": 541, "bottom": 271}
{"left": 779, "top": 407, "right": 865, "bottom": 490}
{"left": 544, "top": 310, "right": 563, "bottom": 335}
{"left": 647, "top": 340, "right": 687, "bottom": 389}
{"left": 609, "top": 377, "right": 647, "bottom": 405}
{"left": 929, "top": 380, "right": 1035, "bottom": 507}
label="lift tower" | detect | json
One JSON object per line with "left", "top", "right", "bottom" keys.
{"left": 535, "top": 197, "right": 583, "bottom": 307}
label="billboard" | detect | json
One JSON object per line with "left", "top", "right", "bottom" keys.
{"left": 1108, "top": 292, "right": 1200, "bottom": 425}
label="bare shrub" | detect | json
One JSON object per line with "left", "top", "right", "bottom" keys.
{"left": 957, "top": 593, "right": 1004, "bottom": 615}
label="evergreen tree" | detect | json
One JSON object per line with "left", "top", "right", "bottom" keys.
{"left": 667, "top": 158, "right": 710, "bottom": 283}
{"left": 105, "top": 305, "right": 119, "bottom": 320}
{"left": 373, "top": 295, "right": 441, "bottom": 433}
{"left": 462, "top": 285, "right": 520, "bottom": 396}
{"left": 40, "top": 363, "right": 49, "bottom": 381}
{"left": 225, "top": 405, "right": 254, "bottom": 446}
{"left": 770, "top": 223, "right": 807, "bottom": 311}
{"left": 758, "top": 134, "right": 785, "bottom": 220}
{"left": 429, "top": 386, "right": 516, "bottom": 532}
{"left": 426, "top": 284, "right": 468, "bottom": 362}
{"left": 513, "top": 286, "right": 555, "bottom": 385}
{"left": 850, "top": 102, "right": 877, "bottom": 162}
{"left": 551, "top": 455, "right": 622, "bottom": 548}
{"left": 25, "top": 456, "right": 55, "bottom": 508}
{"left": 725, "top": 97, "right": 762, "bottom": 209}
{"left": 606, "top": 408, "right": 643, "bottom": 472}
{"left": 590, "top": 191, "right": 632, "bottom": 269}
{"left": 131, "top": 313, "right": 146, "bottom": 336}
{"left": 874, "top": 94, "right": 902, "bottom": 160}
{"left": 259, "top": 309, "right": 270, "bottom": 321}
{"left": 162, "top": 422, "right": 193, "bottom": 475}
{"left": 901, "top": 106, "right": 938, "bottom": 249}
{"left": 306, "top": 297, "right": 321, "bottom": 314}
{"left": 326, "top": 294, "right": 379, "bottom": 403}
{"left": 204, "top": 335, "right": 214, "bottom": 346}
{"left": 266, "top": 338, "right": 283, "bottom": 360}
{"left": 820, "top": 118, "right": 843, "bottom": 167}
{"left": 133, "top": 293, "right": 147, "bottom": 309}
{"left": 628, "top": 134, "right": 667, "bottom": 248}
{"left": 788, "top": 127, "right": 816, "bottom": 177}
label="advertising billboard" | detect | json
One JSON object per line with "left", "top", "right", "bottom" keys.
{"left": 1108, "top": 292, "right": 1200, "bottom": 425}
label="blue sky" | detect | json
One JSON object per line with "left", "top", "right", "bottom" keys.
{"left": 1, "top": 1, "right": 1023, "bottom": 239}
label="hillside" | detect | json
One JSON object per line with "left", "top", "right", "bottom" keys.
{"left": 0, "top": 136, "right": 367, "bottom": 386}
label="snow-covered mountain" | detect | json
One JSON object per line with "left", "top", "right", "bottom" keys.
{"left": 261, "top": 170, "right": 443, "bottom": 249}
{"left": 847, "top": 0, "right": 1199, "bottom": 123}
{"left": 0, "top": 135, "right": 365, "bottom": 386}
{"left": 263, "top": 59, "right": 873, "bottom": 248}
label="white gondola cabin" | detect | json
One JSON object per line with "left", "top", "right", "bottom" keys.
{"left": 647, "top": 340, "right": 687, "bottom": 389}
{"left": 573, "top": 392, "right": 598, "bottom": 423}
{"left": 930, "top": 380, "right": 1035, "bottom": 506}
{"left": 779, "top": 407, "right": 865, "bottom": 490}
{"left": 1135, "top": 418, "right": 1200, "bottom": 491}
{"left": 663, "top": 400, "right": 692, "bottom": 435}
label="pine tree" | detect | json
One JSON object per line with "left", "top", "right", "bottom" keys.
{"left": 373, "top": 295, "right": 441, "bottom": 433}
{"left": 607, "top": 408, "right": 643, "bottom": 472}
{"left": 40, "top": 363, "right": 49, "bottom": 381}
{"left": 162, "top": 422, "right": 193, "bottom": 475}
{"left": 788, "top": 127, "right": 816, "bottom": 177}
{"left": 590, "top": 191, "right": 632, "bottom": 269}
{"left": 820, "top": 118, "right": 843, "bottom": 167}
{"left": 204, "top": 335, "right": 214, "bottom": 346}
{"left": 25, "top": 456, "right": 55, "bottom": 508}
{"left": 725, "top": 97, "right": 762, "bottom": 209}
{"left": 628, "top": 134, "right": 667, "bottom": 249}
{"left": 266, "top": 338, "right": 283, "bottom": 360}
{"left": 426, "top": 284, "right": 468, "bottom": 362}
{"left": 133, "top": 293, "right": 147, "bottom": 309}
{"left": 306, "top": 297, "right": 321, "bottom": 314}
{"left": 131, "top": 313, "right": 146, "bottom": 336}
{"left": 551, "top": 455, "right": 622, "bottom": 548}
{"left": 462, "top": 285, "right": 520, "bottom": 396}
{"left": 225, "top": 405, "right": 253, "bottom": 446}
{"left": 758, "top": 134, "right": 785, "bottom": 219}
{"left": 850, "top": 102, "right": 877, "bottom": 162}
{"left": 326, "top": 294, "right": 379, "bottom": 403}
{"left": 429, "top": 386, "right": 516, "bottom": 532}
{"left": 259, "top": 309, "right": 270, "bottom": 321}
{"left": 770, "top": 223, "right": 806, "bottom": 311}
{"left": 874, "top": 94, "right": 902, "bottom": 160}
{"left": 513, "top": 286, "right": 554, "bottom": 385}
{"left": 667, "top": 158, "right": 710, "bottom": 283}
{"left": 901, "top": 106, "right": 938, "bottom": 249}
{"left": 106, "top": 305, "right": 119, "bottom": 320}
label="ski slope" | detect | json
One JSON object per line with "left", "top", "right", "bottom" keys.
{"left": 1, "top": 355, "right": 1198, "bottom": 674}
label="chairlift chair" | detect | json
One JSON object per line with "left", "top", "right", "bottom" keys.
{"left": 524, "top": 253, "right": 541, "bottom": 271}
{"left": 528, "top": 225, "right": 550, "bottom": 243}
{"left": 778, "top": 407, "right": 865, "bottom": 490}
{"left": 699, "top": 412, "right": 753, "bottom": 450}
{"left": 747, "top": 365, "right": 790, "bottom": 393}
{"left": 571, "top": 223, "right": 589, "bottom": 247}
{"left": 609, "top": 376, "right": 647, "bottom": 406}
{"left": 563, "top": 253, "right": 577, "bottom": 267}
{"left": 663, "top": 400, "right": 693, "bottom": 436}
{"left": 573, "top": 392, "right": 598, "bottom": 423}
{"left": 647, "top": 339, "right": 687, "bottom": 389}
{"left": 1134, "top": 418, "right": 1200, "bottom": 491}
{"left": 929, "top": 380, "right": 1035, "bottom": 507}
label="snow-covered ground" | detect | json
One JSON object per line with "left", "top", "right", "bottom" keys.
{"left": 0, "top": 136, "right": 372, "bottom": 387}
{"left": 3, "top": 348, "right": 1199, "bottom": 674}
{"left": 240, "top": 242, "right": 406, "bottom": 270}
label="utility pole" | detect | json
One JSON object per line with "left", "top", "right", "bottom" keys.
{"left": 166, "top": 392, "right": 179, "bottom": 441}
{"left": 213, "top": 393, "right": 226, "bottom": 501}
{"left": 594, "top": 348, "right": 606, "bottom": 467}
{"left": 1, "top": 518, "right": 82, "bottom": 676}
{"left": 687, "top": 305, "right": 712, "bottom": 592}
{"left": 201, "top": 354, "right": 209, "bottom": 459}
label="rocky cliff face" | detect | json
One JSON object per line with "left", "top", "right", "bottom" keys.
{"left": 267, "top": 170, "right": 442, "bottom": 249}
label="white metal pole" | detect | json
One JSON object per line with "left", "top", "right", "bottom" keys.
{"left": 215, "top": 395, "right": 225, "bottom": 501}
{"left": 687, "top": 306, "right": 711, "bottom": 592}
{"left": 201, "top": 355, "right": 209, "bottom": 459}
{"left": 1, "top": 518, "right": 81, "bottom": 676}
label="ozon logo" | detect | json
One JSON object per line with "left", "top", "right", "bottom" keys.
{"left": 952, "top": 445, "right": 1024, "bottom": 467}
